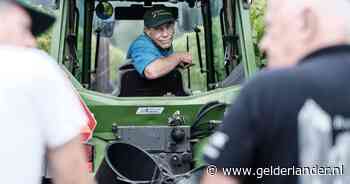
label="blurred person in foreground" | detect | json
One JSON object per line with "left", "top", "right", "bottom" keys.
{"left": 201, "top": 0, "right": 350, "bottom": 184}
{"left": 0, "top": 1, "right": 95, "bottom": 184}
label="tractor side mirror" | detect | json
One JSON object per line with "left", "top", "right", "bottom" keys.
{"left": 95, "top": 1, "right": 114, "bottom": 20}
{"left": 243, "top": 0, "right": 254, "bottom": 9}
{"left": 94, "top": 1, "right": 115, "bottom": 37}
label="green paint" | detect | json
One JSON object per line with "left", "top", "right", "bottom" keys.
{"left": 48, "top": 0, "right": 258, "bottom": 176}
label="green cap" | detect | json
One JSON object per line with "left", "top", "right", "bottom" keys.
{"left": 15, "top": 0, "right": 56, "bottom": 36}
{"left": 144, "top": 7, "right": 175, "bottom": 28}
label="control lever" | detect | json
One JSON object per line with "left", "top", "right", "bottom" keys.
{"left": 186, "top": 35, "right": 191, "bottom": 89}
{"left": 194, "top": 26, "right": 206, "bottom": 73}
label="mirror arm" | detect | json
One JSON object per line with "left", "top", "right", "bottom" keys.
{"left": 93, "top": 30, "right": 101, "bottom": 74}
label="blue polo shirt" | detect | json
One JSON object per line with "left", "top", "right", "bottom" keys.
{"left": 127, "top": 33, "right": 173, "bottom": 76}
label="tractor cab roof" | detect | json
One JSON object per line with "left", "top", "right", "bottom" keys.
{"left": 107, "top": 0, "right": 196, "bottom": 7}
{"left": 96, "top": 0, "right": 196, "bottom": 21}
{"left": 106, "top": 0, "right": 195, "bottom": 4}
{"left": 114, "top": 4, "right": 178, "bottom": 20}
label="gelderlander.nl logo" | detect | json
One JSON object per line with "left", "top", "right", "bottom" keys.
{"left": 207, "top": 164, "right": 344, "bottom": 179}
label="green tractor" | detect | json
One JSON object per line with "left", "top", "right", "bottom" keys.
{"left": 39, "top": 0, "right": 258, "bottom": 183}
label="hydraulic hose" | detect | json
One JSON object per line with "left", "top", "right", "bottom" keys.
{"left": 190, "top": 101, "right": 226, "bottom": 138}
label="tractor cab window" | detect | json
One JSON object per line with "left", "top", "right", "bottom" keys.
{"left": 89, "top": 1, "right": 210, "bottom": 96}
{"left": 62, "top": 0, "right": 242, "bottom": 97}
{"left": 173, "top": 2, "right": 206, "bottom": 92}
{"left": 210, "top": 0, "right": 225, "bottom": 85}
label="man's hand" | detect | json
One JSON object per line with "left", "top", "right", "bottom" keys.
{"left": 174, "top": 52, "right": 193, "bottom": 69}
{"left": 177, "top": 52, "right": 192, "bottom": 64}
{"left": 144, "top": 52, "right": 193, "bottom": 79}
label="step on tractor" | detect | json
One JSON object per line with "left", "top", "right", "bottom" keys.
{"left": 38, "top": 0, "right": 258, "bottom": 183}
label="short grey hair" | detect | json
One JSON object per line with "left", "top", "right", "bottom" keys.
{"left": 285, "top": 0, "right": 350, "bottom": 42}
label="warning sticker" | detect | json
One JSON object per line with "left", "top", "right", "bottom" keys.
{"left": 136, "top": 107, "right": 164, "bottom": 115}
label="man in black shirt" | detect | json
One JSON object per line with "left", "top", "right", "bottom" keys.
{"left": 201, "top": 0, "right": 350, "bottom": 184}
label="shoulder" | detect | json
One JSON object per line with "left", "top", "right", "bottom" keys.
{"left": 241, "top": 67, "right": 304, "bottom": 99}
{"left": 240, "top": 66, "right": 321, "bottom": 118}
{"left": 0, "top": 46, "right": 55, "bottom": 65}
{"left": 0, "top": 46, "right": 62, "bottom": 79}
{"left": 130, "top": 34, "right": 155, "bottom": 49}
{"left": 0, "top": 46, "right": 41, "bottom": 61}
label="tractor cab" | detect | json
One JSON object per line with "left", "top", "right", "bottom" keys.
{"left": 49, "top": 0, "right": 257, "bottom": 97}
{"left": 94, "top": 2, "right": 189, "bottom": 97}
{"left": 37, "top": 0, "right": 258, "bottom": 183}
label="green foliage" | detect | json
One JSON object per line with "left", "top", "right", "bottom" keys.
{"left": 250, "top": 0, "right": 267, "bottom": 66}
{"left": 33, "top": 4, "right": 55, "bottom": 53}
{"left": 37, "top": 29, "right": 52, "bottom": 52}
{"left": 250, "top": 0, "right": 266, "bottom": 44}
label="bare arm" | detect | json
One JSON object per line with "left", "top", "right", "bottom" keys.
{"left": 201, "top": 172, "right": 240, "bottom": 184}
{"left": 144, "top": 52, "right": 192, "bottom": 79}
{"left": 48, "top": 136, "right": 95, "bottom": 184}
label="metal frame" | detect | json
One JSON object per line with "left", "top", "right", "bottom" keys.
{"left": 48, "top": 0, "right": 259, "bottom": 174}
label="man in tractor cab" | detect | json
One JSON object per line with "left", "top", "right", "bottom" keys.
{"left": 201, "top": 0, "right": 350, "bottom": 184}
{"left": 127, "top": 7, "right": 193, "bottom": 80}
{"left": 0, "top": 1, "right": 95, "bottom": 184}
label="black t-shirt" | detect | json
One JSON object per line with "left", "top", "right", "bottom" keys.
{"left": 203, "top": 45, "right": 350, "bottom": 184}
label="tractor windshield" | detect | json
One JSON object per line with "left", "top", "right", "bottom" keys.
{"left": 89, "top": 1, "right": 213, "bottom": 95}
{"left": 56, "top": 0, "right": 250, "bottom": 97}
